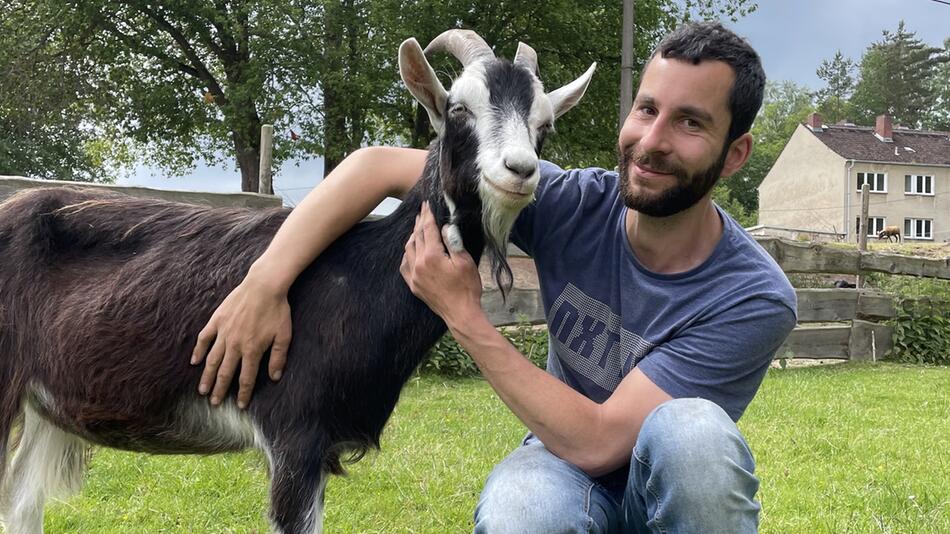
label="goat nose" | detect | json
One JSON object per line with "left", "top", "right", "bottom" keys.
{"left": 504, "top": 156, "right": 536, "bottom": 180}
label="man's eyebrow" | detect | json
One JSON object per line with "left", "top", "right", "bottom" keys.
{"left": 635, "top": 94, "right": 716, "bottom": 125}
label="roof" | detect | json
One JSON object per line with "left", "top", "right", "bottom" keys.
{"left": 805, "top": 124, "right": 950, "bottom": 166}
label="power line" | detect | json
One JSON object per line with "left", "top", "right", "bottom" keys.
{"left": 929, "top": 0, "right": 950, "bottom": 6}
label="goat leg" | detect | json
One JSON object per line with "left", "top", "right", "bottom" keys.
{"left": 264, "top": 436, "right": 329, "bottom": 534}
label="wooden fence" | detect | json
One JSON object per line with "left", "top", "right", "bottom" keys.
{"left": 482, "top": 238, "right": 950, "bottom": 362}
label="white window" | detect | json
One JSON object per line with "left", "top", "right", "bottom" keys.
{"left": 904, "top": 174, "right": 934, "bottom": 195}
{"left": 857, "top": 172, "right": 887, "bottom": 193}
{"left": 856, "top": 216, "right": 886, "bottom": 237}
{"left": 904, "top": 218, "right": 933, "bottom": 240}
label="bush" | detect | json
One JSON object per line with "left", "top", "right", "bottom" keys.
{"left": 419, "top": 321, "right": 549, "bottom": 378}
{"left": 890, "top": 299, "right": 950, "bottom": 365}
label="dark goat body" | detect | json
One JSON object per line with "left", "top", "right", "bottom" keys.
{"left": 0, "top": 140, "right": 492, "bottom": 531}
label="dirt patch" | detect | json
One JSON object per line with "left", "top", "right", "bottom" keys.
{"left": 861, "top": 241, "right": 950, "bottom": 259}
{"left": 770, "top": 358, "right": 849, "bottom": 369}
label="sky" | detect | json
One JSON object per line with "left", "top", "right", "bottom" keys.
{"left": 118, "top": 0, "right": 949, "bottom": 209}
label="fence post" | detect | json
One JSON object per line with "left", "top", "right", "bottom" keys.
{"left": 259, "top": 124, "right": 274, "bottom": 195}
{"left": 857, "top": 182, "right": 870, "bottom": 288}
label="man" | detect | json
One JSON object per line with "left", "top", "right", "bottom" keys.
{"left": 193, "top": 22, "right": 796, "bottom": 532}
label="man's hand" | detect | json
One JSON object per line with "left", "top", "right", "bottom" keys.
{"left": 191, "top": 277, "right": 292, "bottom": 409}
{"left": 400, "top": 202, "right": 483, "bottom": 326}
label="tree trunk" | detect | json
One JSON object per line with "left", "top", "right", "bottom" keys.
{"left": 232, "top": 112, "right": 262, "bottom": 193}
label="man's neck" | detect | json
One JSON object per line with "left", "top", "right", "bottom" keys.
{"left": 625, "top": 197, "right": 723, "bottom": 275}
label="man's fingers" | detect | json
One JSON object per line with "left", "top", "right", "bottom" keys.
{"left": 198, "top": 336, "right": 226, "bottom": 395}
{"left": 236, "top": 353, "right": 260, "bottom": 410}
{"left": 420, "top": 203, "right": 442, "bottom": 252}
{"left": 191, "top": 323, "right": 216, "bottom": 365}
{"left": 210, "top": 348, "right": 241, "bottom": 406}
{"left": 269, "top": 326, "right": 292, "bottom": 381}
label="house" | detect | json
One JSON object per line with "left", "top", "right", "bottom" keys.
{"left": 756, "top": 113, "right": 950, "bottom": 242}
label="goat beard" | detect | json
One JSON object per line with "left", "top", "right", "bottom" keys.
{"left": 480, "top": 194, "right": 518, "bottom": 297}
{"left": 617, "top": 142, "right": 728, "bottom": 217}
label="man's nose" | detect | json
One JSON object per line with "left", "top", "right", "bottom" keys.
{"left": 635, "top": 119, "right": 674, "bottom": 155}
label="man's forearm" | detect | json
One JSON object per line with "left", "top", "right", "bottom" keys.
{"left": 249, "top": 147, "right": 426, "bottom": 293}
{"left": 446, "top": 309, "right": 617, "bottom": 475}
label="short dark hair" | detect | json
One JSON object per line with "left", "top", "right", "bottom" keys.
{"left": 653, "top": 21, "right": 765, "bottom": 144}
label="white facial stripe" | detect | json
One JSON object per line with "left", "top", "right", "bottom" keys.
{"left": 450, "top": 62, "right": 491, "bottom": 116}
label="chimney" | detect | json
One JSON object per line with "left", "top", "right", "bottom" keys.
{"left": 875, "top": 115, "right": 893, "bottom": 142}
{"left": 805, "top": 112, "right": 824, "bottom": 131}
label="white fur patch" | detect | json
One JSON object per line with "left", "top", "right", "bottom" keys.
{"left": 443, "top": 224, "right": 464, "bottom": 253}
{"left": 0, "top": 401, "right": 87, "bottom": 534}
{"left": 176, "top": 398, "right": 257, "bottom": 451}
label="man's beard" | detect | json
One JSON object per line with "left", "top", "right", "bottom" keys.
{"left": 617, "top": 143, "right": 728, "bottom": 217}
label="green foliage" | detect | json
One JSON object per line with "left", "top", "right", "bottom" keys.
{"left": 420, "top": 321, "right": 549, "bottom": 377}
{"left": 2, "top": 0, "right": 758, "bottom": 187}
{"left": 814, "top": 50, "right": 856, "bottom": 124}
{"left": 0, "top": 1, "right": 122, "bottom": 181}
{"left": 890, "top": 300, "right": 950, "bottom": 366}
{"left": 712, "top": 183, "right": 756, "bottom": 228}
{"left": 850, "top": 21, "right": 949, "bottom": 128}
{"left": 925, "top": 37, "right": 950, "bottom": 131}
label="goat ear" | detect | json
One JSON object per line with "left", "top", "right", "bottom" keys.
{"left": 399, "top": 38, "right": 448, "bottom": 132}
{"left": 547, "top": 62, "right": 597, "bottom": 119}
{"left": 513, "top": 42, "right": 538, "bottom": 76}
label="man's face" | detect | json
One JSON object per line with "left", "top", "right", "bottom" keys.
{"left": 617, "top": 56, "right": 736, "bottom": 217}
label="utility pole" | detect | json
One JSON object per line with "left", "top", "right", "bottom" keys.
{"left": 857, "top": 182, "right": 870, "bottom": 288}
{"left": 618, "top": 0, "right": 635, "bottom": 132}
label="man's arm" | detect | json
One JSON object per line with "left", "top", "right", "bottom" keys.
{"left": 192, "top": 146, "right": 427, "bottom": 408}
{"left": 401, "top": 205, "right": 672, "bottom": 476}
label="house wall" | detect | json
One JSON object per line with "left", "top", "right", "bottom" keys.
{"left": 758, "top": 125, "right": 846, "bottom": 233}
{"left": 847, "top": 163, "right": 950, "bottom": 242}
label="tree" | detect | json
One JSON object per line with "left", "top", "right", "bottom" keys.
{"left": 0, "top": 1, "right": 125, "bottom": 181}
{"left": 850, "top": 21, "right": 948, "bottom": 128}
{"left": 814, "top": 50, "right": 855, "bottom": 124}
{"left": 924, "top": 38, "right": 950, "bottom": 131}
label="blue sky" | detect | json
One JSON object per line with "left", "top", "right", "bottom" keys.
{"left": 119, "top": 0, "right": 949, "bottom": 209}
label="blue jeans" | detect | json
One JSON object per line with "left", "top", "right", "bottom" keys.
{"left": 473, "top": 398, "right": 760, "bottom": 533}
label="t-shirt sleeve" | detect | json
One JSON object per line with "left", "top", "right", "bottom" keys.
{"left": 635, "top": 296, "right": 797, "bottom": 421}
{"left": 510, "top": 160, "right": 615, "bottom": 257}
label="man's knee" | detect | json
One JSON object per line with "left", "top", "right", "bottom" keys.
{"left": 632, "top": 398, "right": 758, "bottom": 507}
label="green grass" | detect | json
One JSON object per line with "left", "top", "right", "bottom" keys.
{"left": 26, "top": 363, "right": 949, "bottom": 533}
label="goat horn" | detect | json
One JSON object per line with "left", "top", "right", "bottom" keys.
{"left": 424, "top": 29, "right": 494, "bottom": 67}
{"left": 513, "top": 42, "right": 539, "bottom": 75}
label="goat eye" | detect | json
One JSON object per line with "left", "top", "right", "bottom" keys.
{"left": 450, "top": 103, "right": 470, "bottom": 116}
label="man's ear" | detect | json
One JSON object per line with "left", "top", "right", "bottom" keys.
{"left": 720, "top": 132, "right": 753, "bottom": 178}
{"left": 399, "top": 38, "right": 449, "bottom": 132}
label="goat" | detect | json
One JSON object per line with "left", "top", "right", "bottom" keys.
{"left": 877, "top": 225, "right": 901, "bottom": 243}
{"left": 0, "top": 30, "right": 595, "bottom": 534}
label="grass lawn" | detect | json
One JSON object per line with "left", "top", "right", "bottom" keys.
{"left": 31, "top": 362, "right": 949, "bottom": 533}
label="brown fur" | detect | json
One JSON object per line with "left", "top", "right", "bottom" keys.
{"left": 877, "top": 225, "right": 901, "bottom": 243}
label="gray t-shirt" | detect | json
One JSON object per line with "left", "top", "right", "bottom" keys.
{"left": 510, "top": 161, "right": 797, "bottom": 421}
